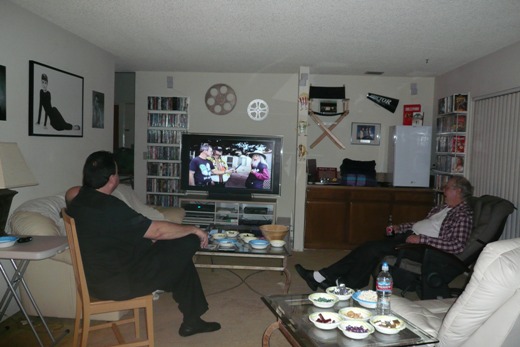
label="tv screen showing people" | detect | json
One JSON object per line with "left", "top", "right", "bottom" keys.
{"left": 181, "top": 133, "right": 282, "bottom": 198}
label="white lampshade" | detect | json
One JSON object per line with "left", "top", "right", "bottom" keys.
{"left": 0, "top": 142, "right": 38, "bottom": 188}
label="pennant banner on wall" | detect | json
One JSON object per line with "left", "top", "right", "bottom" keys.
{"left": 367, "top": 93, "right": 399, "bottom": 113}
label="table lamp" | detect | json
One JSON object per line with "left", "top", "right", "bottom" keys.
{"left": 0, "top": 142, "right": 38, "bottom": 235}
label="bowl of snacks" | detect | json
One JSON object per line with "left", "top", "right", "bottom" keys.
{"left": 369, "top": 315, "right": 406, "bottom": 334}
{"left": 212, "top": 233, "right": 227, "bottom": 241}
{"left": 338, "top": 320, "right": 375, "bottom": 340}
{"left": 225, "top": 230, "right": 239, "bottom": 238}
{"left": 270, "top": 240, "right": 286, "bottom": 248}
{"left": 326, "top": 285, "right": 355, "bottom": 301}
{"left": 308, "top": 311, "right": 343, "bottom": 330}
{"left": 249, "top": 239, "right": 270, "bottom": 250}
{"left": 308, "top": 293, "right": 339, "bottom": 308}
{"left": 352, "top": 290, "right": 377, "bottom": 309}
{"left": 338, "top": 307, "right": 372, "bottom": 321}
{"left": 217, "top": 238, "right": 236, "bottom": 249}
{"left": 239, "top": 233, "right": 255, "bottom": 240}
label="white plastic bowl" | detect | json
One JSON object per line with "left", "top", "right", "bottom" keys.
{"left": 308, "top": 311, "right": 343, "bottom": 330}
{"left": 369, "top": 315, "right": 406, "bottom": 334}
{"left": 249, "top": 239, "right": 269, "bottom": 250}
{"left": 308, "top": 293, "right": 339, "bottom": 308}
{"left": 212, "top": 233, "right": 226, "bottom": 240}
{"left": 338, "top": 307, "right": 372, "bottom": 321}
{"left": 270, "top": 240, "right": 286, "bottom": 248}
{"left": 217, "top": 239, "right": 236, "bottom": 249}
{"left": 338, "top": 320, "right": 374, "bottom": 340}
{"left": 225, "top": 230, "right": 239, "bottom": 238}
{"left": 326, "top": 285, "right": 355, "bottom": 301}
{"left": 242, "top": 236, "right": 258, "bottom": 244}
{"left": 239, "top": 233, "right": 255, "bottom": 240}
{"left": 352, "top": 290, "right": 377, "bottom": 309}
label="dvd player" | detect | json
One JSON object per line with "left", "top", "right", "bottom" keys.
{"left": 184, "top": 204, "right": 214, "bottom": 212}
{"left": 243, "top": 207, "right": 268, "bottom": 214}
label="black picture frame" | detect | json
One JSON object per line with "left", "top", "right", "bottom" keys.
{"left": 351, "top": 122, "right": 381, "bottom": 145}
{"left": 29, "top": 61, "right": 83, "bottom": 137}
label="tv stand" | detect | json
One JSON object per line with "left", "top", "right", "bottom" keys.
{"left": 179, "top": 195, "right": 276, "bottom": 227}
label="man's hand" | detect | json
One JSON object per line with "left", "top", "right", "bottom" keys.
{"left": 194, "top": 228, "right": 209, "bottom": 249}
{"left": 405, "top": 234, "right": 421, "bottom": 244}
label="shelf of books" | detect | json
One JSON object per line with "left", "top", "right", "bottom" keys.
{"left": 433, "top": 93, "right": 469, "bottom": 205}
{"left": 145, "top": 96, "right": 189, "bottom": 207}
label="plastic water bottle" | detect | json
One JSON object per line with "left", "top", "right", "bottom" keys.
{"left": 376, "top": 262, "right": 393, "bottom": 315}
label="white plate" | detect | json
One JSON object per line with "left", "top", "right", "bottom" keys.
{"left": 0, "top": 236, "right": 18, "bottom": 248}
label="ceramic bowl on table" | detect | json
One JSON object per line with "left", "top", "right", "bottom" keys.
{"left": 308, "top": 293, "right": 339, "bottom": 308}
{"left": 369, "top": 315, "right": 406, "bottom": 334}
{"left": 248, "top": 239, "right": 269, "bottom": 250}
{"left": 338, "top": 307, "right": 372, "bottom": 321}
{"left": 269, "top": 240, "right": 286, "bottom": 248}
{"left": 308, "top": 311, "right": 343, "bottom": 330}
{"left": 216, "top": 238, "right": 236, "bottom": 249}
{"left": 0, "top": 236, "right": 18, "bottom": 248}
{"left": 326, "top": 285, "right": 355, "bottom": 301}
{"left": 352, "top": 290, "right": 377, "bottom": 309}
{"left": 225, "top": 230, "right": 239, "bottom": 238}
{"left": 211, "top": 233, "right": 227, "bottom": 241}
{"left": 239, "top": 233, "right": 255, "bottom": 240}
{"left": 338, "top": 320, "right": 375, "bottom": 340}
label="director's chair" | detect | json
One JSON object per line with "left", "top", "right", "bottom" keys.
{"left": 308, "top": 85, "right": 350, "bottom": 149}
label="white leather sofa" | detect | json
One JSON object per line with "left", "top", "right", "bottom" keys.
{"left": 7, "top": 184, "right": 185, "bottom": 320}
{"left": 392, "top": 237, "right": 520, "bottom": 347}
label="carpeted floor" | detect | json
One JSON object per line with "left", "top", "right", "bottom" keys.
{"left": 0, "top": 248, "right": 461, "bottom": 346}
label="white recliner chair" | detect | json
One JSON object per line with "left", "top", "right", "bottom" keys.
{"left": 392, "top": 237, "right": 520, "bottom": 347}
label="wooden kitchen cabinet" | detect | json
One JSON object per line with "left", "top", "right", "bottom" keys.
{"left": 304, "top": 185, "right": 434, "bottom": 249}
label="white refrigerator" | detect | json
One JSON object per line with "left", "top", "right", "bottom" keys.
{"left": 388, "top": 125, "right": 432, "bottom": 187}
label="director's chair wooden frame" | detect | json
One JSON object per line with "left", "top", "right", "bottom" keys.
{"left": 308, "top": 85, "right": 350, "bottom": 149}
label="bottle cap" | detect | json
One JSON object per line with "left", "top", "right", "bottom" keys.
{"left": 382, "top": 262, "right": 389, "bottom": 271}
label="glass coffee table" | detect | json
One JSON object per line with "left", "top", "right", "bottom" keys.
{"left": 261, "top": 294, "right": 439, "bottom": 347}
{"left": 194, "top": 225, "right": 291, "bottom": 293}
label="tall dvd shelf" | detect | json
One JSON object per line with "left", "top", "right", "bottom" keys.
{"left": 433, "top": 93, "right": 469, "bottom": 205}
{"left": 146, "top": 96, "right": 189, "bottom": 207}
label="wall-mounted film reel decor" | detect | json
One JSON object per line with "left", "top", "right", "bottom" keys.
{"left": 247, "top": 99, "right": 269, "bottom": 121}
{"left": 205, "top": 83, "right": 236, "bottom": 115}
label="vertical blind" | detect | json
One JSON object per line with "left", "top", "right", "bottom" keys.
{"left": 471, "top": 89, "right": 520, "bottom": 239}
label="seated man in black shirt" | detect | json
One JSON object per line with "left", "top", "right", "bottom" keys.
{"left": 66, "top": 150, "right": 220, "bottom": 337}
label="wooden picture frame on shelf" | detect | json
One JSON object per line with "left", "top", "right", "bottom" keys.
{"left": 351, "top": 122, "right": 381, "bottom": 145}
{"left": 29, "top": 60, "right": 83, "bottom": 137}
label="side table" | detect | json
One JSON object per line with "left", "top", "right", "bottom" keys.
{"left": 0, "top": 235, "right": 69, "bottom": 346}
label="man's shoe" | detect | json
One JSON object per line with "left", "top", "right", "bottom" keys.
{"left": 179, "top": 320, "right": 221, "bottom": 337}
{"left": 295, "top": 264, "right": 320, "bottom": 291}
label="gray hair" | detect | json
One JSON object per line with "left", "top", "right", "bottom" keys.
{"left": 450, "top": 176, "right": 474, "bottom": 200}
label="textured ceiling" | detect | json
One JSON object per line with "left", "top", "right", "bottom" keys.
{"left": 8, "top": 0, "right": 520, "bottom": 76}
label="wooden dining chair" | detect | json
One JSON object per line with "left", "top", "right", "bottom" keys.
{"left": 62, "top": 208, "right": 154, "bottom": 347}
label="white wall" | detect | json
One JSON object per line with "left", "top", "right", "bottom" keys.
{"left": 134, "top": 72, "right": 435, "bottom": 250}
{"left": 0, "top": 2, "right": 115, "bottom": 321}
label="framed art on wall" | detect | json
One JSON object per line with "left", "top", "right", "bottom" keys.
{"left": 29, "top": 60, "right": 83, "bottom": 137}
{"left": 92, "top": 90, "right": 104, "bottom": 129}
{"left": 351, "top": 122, "right": 381, "bottom": 145}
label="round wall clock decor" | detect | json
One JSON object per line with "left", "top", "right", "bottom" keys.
{"left": 247, "top": 99, "right": 269, "bottom": 121}
{"left": 205, "top": 83, "right": 236, "bottom": 115}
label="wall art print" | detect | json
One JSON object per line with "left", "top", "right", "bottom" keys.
{"left": 29, "top": 60, "right": 83, "bottom": 137}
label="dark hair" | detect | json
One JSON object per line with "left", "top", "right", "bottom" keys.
{"left": 82, "top": 151, "right": 116, "bottom": 189}
{"left": 451, "top": 176, "right": 474, "bottom": 200}
{"left": 41, "top": 74, "right": 48, "bottom": 82}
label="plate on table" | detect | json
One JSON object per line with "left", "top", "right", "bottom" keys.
{"left": 352, "top": 290, "right": 377, "bottom": 309}
{"left": 0, "top": 236, "right": 18, "bottom": 248}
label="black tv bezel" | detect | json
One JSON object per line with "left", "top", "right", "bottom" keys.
{"left": 180, "top": 133, "right": 283, "bottom": 200}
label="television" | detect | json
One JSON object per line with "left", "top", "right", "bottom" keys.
{"left": 180, "top": 133, "right": 283, "bottom": 200}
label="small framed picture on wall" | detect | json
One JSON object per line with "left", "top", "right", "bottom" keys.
{"left": 351, "top": 122, "right": 381, "bottom": 145}
{"left": 92, "top": 90, "right": 104, "bottom": 129}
